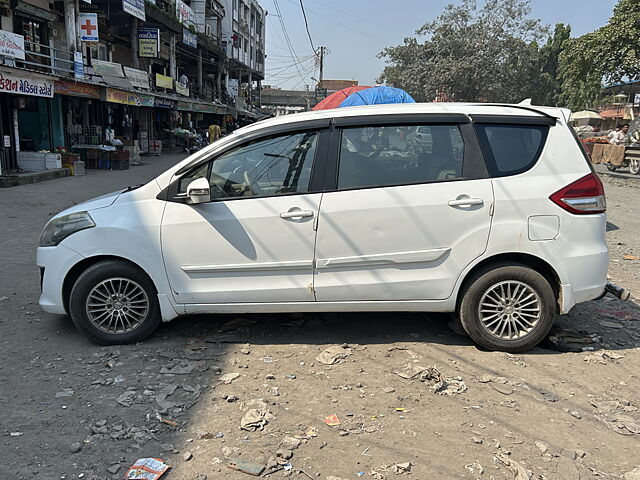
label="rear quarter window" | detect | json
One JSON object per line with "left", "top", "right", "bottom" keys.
{"left": 475, "top": 124, "right": 549, "bottom": 177}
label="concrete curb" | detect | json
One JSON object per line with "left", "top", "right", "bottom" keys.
{"left": 0, "top": 168, "right": 71, "bottom": 188}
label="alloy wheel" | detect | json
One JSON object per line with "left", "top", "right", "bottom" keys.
{"left": 85, "top": 278, "right": 149, "bottom": 334}
{"left": 477, "top": 280, "right": 541, "bottom": 340}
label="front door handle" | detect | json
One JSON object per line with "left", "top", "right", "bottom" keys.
{"left": 280, "top": 209, "right": 314, "bottom": 219}
{"left": 448, "top": 197, "right": 484, "bottom": 207}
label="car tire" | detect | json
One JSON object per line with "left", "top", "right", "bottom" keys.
{"left": 69, "top": 260, "right": 161, "bottom": 345}
{"left": 458, "top": 263, "right": 556, "bottom": 352}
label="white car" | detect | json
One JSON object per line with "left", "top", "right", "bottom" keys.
{"left": 38, "top": 103, "right": 610, "bottom": 352}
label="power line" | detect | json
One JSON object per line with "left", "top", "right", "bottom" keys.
{"left": 299, "top": 0, "right": 315, "bottom": 52}
{"left": 272, "top": 0, "right": 307, "bottom": 85}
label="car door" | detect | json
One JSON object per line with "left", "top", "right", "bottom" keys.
{"left": 313, "top": 116, "right": 494, "bottom": 301}
{"left": 161, "top": 127, "right": 327, "bottom": 305}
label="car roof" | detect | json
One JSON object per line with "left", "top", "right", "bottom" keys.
{"left": 238, "top": 103, "right": 566, "bottom": 136}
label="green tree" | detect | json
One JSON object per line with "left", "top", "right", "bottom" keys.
{"left": 377, "top": 0, "right": 547, "bottom": 103}
{"left": 535, "top": 24, "right": 572, "bottom": 106}
{"left": 559, "top": 0, "right": 640, "bottom": 110}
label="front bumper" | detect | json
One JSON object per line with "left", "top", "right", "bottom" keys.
{"left": 37, "top": 244, "right": 85, "bottom": 315}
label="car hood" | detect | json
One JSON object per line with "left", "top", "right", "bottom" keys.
{"left": 54, "top": 190, "right": 122, "bottom": 218}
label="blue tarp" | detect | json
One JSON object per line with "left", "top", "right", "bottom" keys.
{"left": 338, "top": 86, "right": 416, "bottom": 108}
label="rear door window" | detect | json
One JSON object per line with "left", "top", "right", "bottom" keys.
{"left": 475, "top": 124, "right": 548, "bottom": 177}
{"left": 337, "top": 124, "right": 465, "bottom": 190}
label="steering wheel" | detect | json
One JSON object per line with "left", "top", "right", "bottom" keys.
{"left": 242, "top": 170, "right": 261, "bottom": 195}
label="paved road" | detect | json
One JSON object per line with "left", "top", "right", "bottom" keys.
{"left": 1, "top": 156, "right": 639, "bottom": 479}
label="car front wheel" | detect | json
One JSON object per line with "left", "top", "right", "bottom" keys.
{"left": 69, "top": 260, "right": 161, "bottom": 345}
{"left": 458, "top": 264, "right": 556, "bottom": 352}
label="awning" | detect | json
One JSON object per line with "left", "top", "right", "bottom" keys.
{"left": 15, "top": 0, "right": 58, "bottom": 21}
{"left": 100, "top": 75, "right": 134, "bottom": 90}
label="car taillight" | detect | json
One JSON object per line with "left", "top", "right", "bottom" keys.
{"left": 549, "top": 173, "right": 606, "bottom": 214}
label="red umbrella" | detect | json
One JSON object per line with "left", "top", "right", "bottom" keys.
{"left": 312, "top": 85, "right": 371, "bottom": 111}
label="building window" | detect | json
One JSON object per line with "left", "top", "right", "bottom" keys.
{"left": 18, "top": 18, "right": 45, "bottom": 53}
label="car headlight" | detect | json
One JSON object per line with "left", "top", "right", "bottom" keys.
{"left": 39, "top": 211, "right": 95, "bottom": 247}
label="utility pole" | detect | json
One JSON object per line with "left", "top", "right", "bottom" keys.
{"left": 318, "top": 46, "right": 324, "bottom": 84}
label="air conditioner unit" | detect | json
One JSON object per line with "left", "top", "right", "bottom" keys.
{"left": 205, "top": 24, "right": 212, "bottom": 36}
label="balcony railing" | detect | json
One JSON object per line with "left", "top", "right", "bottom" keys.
{"left": 0, "top": 40, "right": 101, "bottom": 82}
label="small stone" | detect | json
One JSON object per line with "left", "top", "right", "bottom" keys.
{"left": 383, "top": 386, "right": 396, "bottom": 393}
{"left": 95, "top": 420, "right": 107, "bottom": 427}
{"left": 575, "top": 449, "right": 586, "bottom": 459}
{"left": 624, "top": 468, "right": 640, "bottom": 480}
{"left": 569, "top": 411, "right": 582, "bottom": 419}
{"left": 472, "top": 436, "right": 483, "bottom": 445}
{"left": 106, "top": 464, "right": 120, "bottom": 475}
{"left": 183, "top": 451, "right": 193, "bottom": 461}
{"left": 280, "top": 437, "right": 301, "bottom": 450}
{"left": 240, "top": 344, "right": 251, "bottom": 355}
{"left": 226, "top": 395, "right": 239, "bottom": 402}
{"left": 276, "top": 449, "right": 293, "bottom": 460}
{"left": 195, "top": 475, "right": 208, "bottom": 480}
{"left": 69, "top": 442, "right": 82, "bottom": 453}
{"left": 215, "top": 432, "right": 224, "bottom": 438}
{"left": 161, "top": 443, "right": 174, "bottom": 451}
{"left": 265, "top": 374, "right": 276, "bottom": 380}
{"left": 535, "top": 441, "right": 549, "bottom": 454}
{"left": 561, "top": 448, "right": 577, "bottom": 460}
{"left": 339, "top": 431, "right": 349, "bottom": 437}
{"left": 493, "top": 385, "right": 513, "bottom": 395}
{"left": 285, "top": 374, "right": 296, "bottom": 379}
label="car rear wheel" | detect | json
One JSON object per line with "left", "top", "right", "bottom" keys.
{"left": 458, "top": 264, "right": 556, "bottom": 352}
{"left": 69, "top": 260, "right": 161, "bottom": 345}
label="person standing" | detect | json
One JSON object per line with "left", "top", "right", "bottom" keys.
{"left": 208, "top": 122, "right": 221, "bottom": 144}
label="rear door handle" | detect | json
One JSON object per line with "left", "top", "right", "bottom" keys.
{"left": 280, "top": 209, "right": 314, "bottom": 219}
{"left": 448, "top": 197, "right": 484, "bottom": 207}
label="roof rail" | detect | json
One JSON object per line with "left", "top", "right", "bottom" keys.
{"left": 473, "top": 103, "right": 558, "bottom": 120}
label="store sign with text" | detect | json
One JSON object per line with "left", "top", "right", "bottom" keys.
{"left": 124, "top": 66, "right": 150, "bottom": 89}
{"left": 182, "top": 28, "right": 197, "bottom": 48}
{"left": 175, "top": 0, "right": 195, "bottom": 28}
{"left": 54, "top": 80, "right": 100, "bottom": 99}
{"left": 0, "top": 71, "right": 53, "bottom": 97}
{"left": 92, "top": 59, "right": 124, "bottom": 77}
{"left": 175, "top": 81, "right": 189, "bottom": 97}
{"left": 122, "top": 0, "right": 145, "bottom": 21}
{"left": 155, "top": 73, "right": 173, "bottom": 90}
{"left": 154, "top": 97, "right": 175, "bottom": 108}
{"left": 0, "top": 30, "right": 25, "bottom": 60}
{"left": 78, "top": 13, "right": 99, "bottom": 42}
{"left": 138, "top": 28, "right": 159, "bottom": 58}
{"left": 105, "top": 88, "right": 154, "bottom": 107}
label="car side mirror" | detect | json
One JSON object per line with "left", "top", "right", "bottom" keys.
{"left": 186, "top": 177, "right": 211, "bottom": 204}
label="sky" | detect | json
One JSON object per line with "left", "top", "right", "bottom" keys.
{"left": 263, "top": 0, "right": 618, "bottom": 90}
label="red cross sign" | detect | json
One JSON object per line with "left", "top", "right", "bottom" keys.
{"left": 78, "top": 13, "right": 98, "bottom": 41}
{"left": 81, "top": 20, "right": 96, "bottom": 36}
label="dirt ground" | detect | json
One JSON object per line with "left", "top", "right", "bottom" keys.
{"left": 1, "top": 163, "right": 639, "bottom": 480}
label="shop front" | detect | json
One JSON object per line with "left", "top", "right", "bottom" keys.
{"left": 0, "top": 67, "right": 55, "bottom": 174}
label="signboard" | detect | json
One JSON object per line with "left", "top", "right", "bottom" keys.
{"left": 73, "top": 51, "right": 84, "bottom": 80}
{"left": 78, "top": 13, "right": 99, "bottom": 42}
{"left": 175, "top": 82, "right": 189, "bottom": 97}
{"left": 0, "top": 71, "right": 53, "bottom": 97}
{"left": 105, "top": 88, "right": 154, "bottom": 106}
{"left": 183, "top": 28, "right": 197, "bottom": 48}
{"left": 155, "top": 73, "right": 173, "bottom": 89}
{"left": 138, "top": 28, "right": 159, "bottom": 58}
{"left": 154, "top": 97, "right": 175, "bottom": 108}
{"left": 92, "top": 59, "right": 124, "bottom": 77}
{"left": 0, "top": 30, "right": 25, "bottom": 60}
{"left": 122, "top": 0, "right": 145, "bottom": 21}
{"left": 176, "top": 101, "right": 192, "bottom": 111}
{"left": 54, "top": 80, "right": 100, "bottom": 99}
{"left": 227, "top": 78, "right": 239, "bottom": 97}
{"left": 176, "top": 0, "right": 195, "bottom": 28}
{"left": 124, "top": 66, "right": 150, "bottom": 89}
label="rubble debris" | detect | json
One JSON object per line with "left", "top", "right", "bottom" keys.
{"left": 123, "top": 458, "right": 170, "bottom": 480}
{"left": 465, "top": 463, "right": 484, "bottom": 475}
{"left": 156, "top": 413, "right": 178, "bottom": 428}
{"left": 324, "top": 414, "right": 341, "bottom": 427}
{"left": 544, "top": 327, "right": 599, "bottom": 352}
{"left": 316, "top": 345, "right": 353, "bottom": 365}
{"left": 534, "top": 441, "right": 549, "bottom": 454}
{"left": 494, "top": 453, "right": 532, "bottom": 480}
{"left": 155, "top": 384, "right": 203, "bottom": 412}
{"left": 220, "top": 372, "right": 241, "bottom": 384}
{"left": 394, "top": 364, "right": 466, "bottom": 395}
{"left": 240, "top": 401, "right": 272, "bottom": 431}
{"left": 240, "top": 344, "right": 251, "bottom": 355}
{"left": 107, "top": 464, "right": 121, "bottom": 475}
{"left": 69, "top": 441, "right": 82, "bottom": 453}
{"left": 55, "top": 388, "right": 74, "bottom": 398}
{"left": 569, "top": 410, "right": 582, "bottom": 419}
{"left": 624, "top": 468, "right": 640, "bottom": 480}
{"left": 160, "top": 359, "right": 206, "bottom": 375}
{"left": 183, "top": 451, "right": 193, "bottom": 461}
{"left": 280, "top": 436, "right": 302, "bottom": 450}
{"left": 116, "top": 390, "right": 137, "bottom": 407}
{"left": 227, "top": 459, "right": 265, "bottom": 476}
